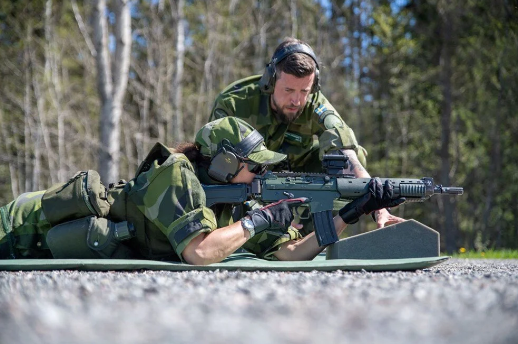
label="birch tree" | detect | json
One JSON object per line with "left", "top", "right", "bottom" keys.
{"left": 129, "top": 1, "right": 174, "bottom": 161}
{"left": 44, "top": 0, "right": 66, "bottom": 182}
{"left": 93, "top": 0, "right": 131, "bottom": 184}
{"left": 171, "top": 0, "right": 185, "bottom": 143}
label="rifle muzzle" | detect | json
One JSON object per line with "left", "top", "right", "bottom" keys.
{"left": 434, "top": 186, "right": 464, "bottom": 195}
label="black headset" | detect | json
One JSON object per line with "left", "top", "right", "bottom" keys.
{"left": 258, "top": 43, "right": 321, "bottom": 94}
{"left": 208, "top": 130, "right": 265, "bottom": 182}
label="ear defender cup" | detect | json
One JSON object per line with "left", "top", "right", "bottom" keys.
{"left": 258, "top": 43, "right": 321, "bottom": 94}
{"left": 258, "top": 63, "right": 277, "bottom": 94}
{"left": 208, "top": 148, "right": 242, "bottom": 182}
{"left": 207, "top": 131, "right": 265, "bottom": 182}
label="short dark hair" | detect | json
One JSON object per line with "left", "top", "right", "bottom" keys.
{"left": 273, "top": 38, "right": 317, "bottom": 78}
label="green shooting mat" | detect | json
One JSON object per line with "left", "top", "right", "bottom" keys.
{"left": 0, "top": 254, "right": 449, "bottom": 272}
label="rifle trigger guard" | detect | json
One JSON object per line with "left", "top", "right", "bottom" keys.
{"left": 298, "top": 206, "right": 311, "bottom": 220}
{"left": 292, "top": 204, "right": 306, "bottom": 218}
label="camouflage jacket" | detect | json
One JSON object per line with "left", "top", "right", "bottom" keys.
{"left": 0, "top": 151, "right": 300, "bottom": 261}
{"left": 210, "top": 75, "right": 366, "bottom": 171}
{"left": 113, "top": 152, "right": 300, "bottom": 261}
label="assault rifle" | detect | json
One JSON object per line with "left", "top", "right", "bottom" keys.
{"left": 202, "top": 154, "right": 463, "bottom": 247}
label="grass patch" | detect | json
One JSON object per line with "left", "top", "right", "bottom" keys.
{"left": 447, "top": 249, "right": 518, "bottom": 259}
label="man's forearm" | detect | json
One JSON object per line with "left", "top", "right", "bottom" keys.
{"left": 341, "top": 149, "right": 370, "bottom": 178}
{"left": 341, "top": 149, "right": 389, "bottom": 221}
{"left": 182, "top": 221, "right": 250, "bottom": 265}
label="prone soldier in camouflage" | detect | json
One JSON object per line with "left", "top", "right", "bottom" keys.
{"left": 0, "top": 117, "right": 401, "bottom": 264}
{"left": 0, "top": 118, "right": 290, "bottom": 263}
{"left": 209, "top": 37, "right": 405, "bottom": 228}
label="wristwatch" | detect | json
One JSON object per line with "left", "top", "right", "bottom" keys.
{"left": 241, "top": 217, "right": 255, "bottom": 239}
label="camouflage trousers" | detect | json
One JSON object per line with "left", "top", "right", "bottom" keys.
{"left": 0, "top": 191, "right": 53, "bottom": 259}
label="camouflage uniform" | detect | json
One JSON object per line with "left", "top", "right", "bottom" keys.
{"left": 0, "top": 117, "right": 300, "bottom": 261}
{"left": 0, "top": 192, "right": 52, "bottom": 259}
{"left": 210, "top": 75, "right": 367, "bottom": 172}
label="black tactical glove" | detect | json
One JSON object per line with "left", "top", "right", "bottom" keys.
{"left": 339, "top": 177, "right": 406, "bottom": 224}
{"left": 245, "top": 198, "right": 308, "bottom": 234}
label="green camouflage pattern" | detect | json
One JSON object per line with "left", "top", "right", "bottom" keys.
{"left": 195, "top": 116, "right": 286, "bottom": 164}
{"left": 123, "top": 152, "right": 218, "bottom": 260}
{"left": 210, "top": 75, "right": 367, "bottom": 171}
{"left": 0, "top": 192, "right": 52, "bottom": 258}
{"left": 0, "top": 154, "right": 217, "bottom": 261}
{"left": 123, "top": 146, "right": 305, "bottom": 261}
{"left": 1, "top": 150, "right": 299, "bottom": 261}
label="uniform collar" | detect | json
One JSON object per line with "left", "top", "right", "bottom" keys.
{"left": 255, "top": 93, "right": 273, "bottom": 126}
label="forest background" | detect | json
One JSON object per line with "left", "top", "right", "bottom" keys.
{"left": 0, "top": 0, "right": 517, "bottom": 253}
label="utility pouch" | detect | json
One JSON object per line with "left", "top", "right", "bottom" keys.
{"left": 42, "top": 170, "right": 110, "bottom": 226}
{"left": 46, "top": 216, "right": 135, "bottom": 259}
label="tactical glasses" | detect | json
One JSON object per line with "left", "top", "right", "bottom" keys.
{"left": 247, "top": 162, "right": 268, "bottom": 175}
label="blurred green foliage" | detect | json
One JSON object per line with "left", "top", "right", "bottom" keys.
{"left": 450, "top": 249, "right": 518, "bottom": 259}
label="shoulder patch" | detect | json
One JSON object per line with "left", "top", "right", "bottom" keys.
{"left": 317, "top": 110, "right": 334, "bottom": 122}
{"left": 321, "top": 111, "right": 344, "bottom": 129}
{"left": 315, "top": 104, "right": 328, "bottom": 117}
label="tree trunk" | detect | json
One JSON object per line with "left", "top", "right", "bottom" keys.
{"left": 0, "top": 110, "right": 19, "bottom": 198}
{"left": 45, "top": 0, "right": 66, "bottom": 182}
{"left": 171, "top": 0, "right": 185, "bottom": 143}
{"left": 136, "top": 85, "right": 151, "bottom": 167}
{"left": 438, "top": 0, "right": 457, "bottom": 254}
{"left": 193, "top": 10, "right": 216, "bottom": 133}
{"left": 93, "top": 0, "right": 131, "bottom": 184}
{"left": 24, "top": 27, "right": 33, "bottom": 193}
{"left": 483, "top": 10, "right": 508, "bottom": 248}
{"left": 290, "top": 0, "right": 298, "bottom": 37}
{"left": 254, "top": 0, "right": 268, "bottom": 73}
{"left": 71, "top": 0, "right": 97, "bottom": 56}
{"left": 31, "top": 72, "right": 52, "bottom": 189}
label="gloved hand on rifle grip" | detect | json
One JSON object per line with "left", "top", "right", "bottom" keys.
{"left": 246, "top": 198, "right": 308, "bottom": 233}
{"left": 339, "top": 177, "right": 406, "bottom": 224}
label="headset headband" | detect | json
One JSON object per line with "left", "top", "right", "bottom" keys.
{"left": 232, "top": 130, "right": 264, "bottom": 158}
{"left": 270, "top": 43, "right": 320, "bottom": 70}
{"left": 259, "top": 43, "right": 321, "bottom": 94}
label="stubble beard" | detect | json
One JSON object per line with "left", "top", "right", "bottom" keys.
{"left": 271, "top": 96, "right": 303, "bottom": 125}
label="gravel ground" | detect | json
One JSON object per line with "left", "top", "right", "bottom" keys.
{"left": 1, "top": 258, "right": 517, "bottom": 344}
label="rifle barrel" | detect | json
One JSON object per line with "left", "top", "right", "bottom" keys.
{"left": 434, "top": 186, "right": 464, "bottom": 195}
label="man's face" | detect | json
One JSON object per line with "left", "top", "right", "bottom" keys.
{"left": 270, "top": 71, "right": 315, "bottom": 124}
